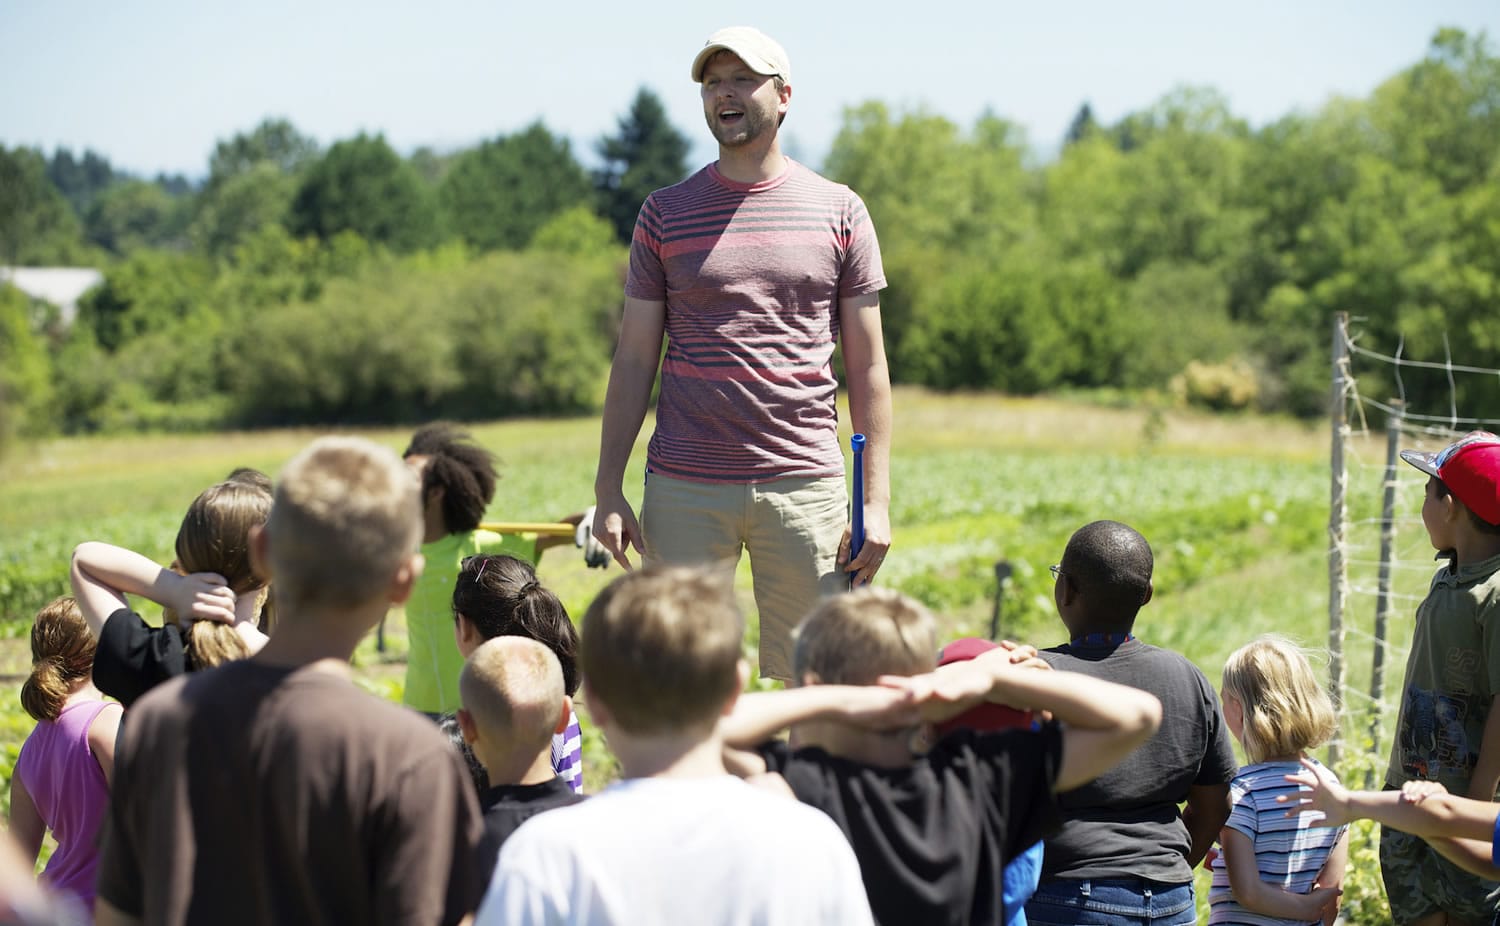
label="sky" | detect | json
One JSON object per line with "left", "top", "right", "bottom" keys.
{"left": 3, "top": 0, "right": 1498, "bottom": 180}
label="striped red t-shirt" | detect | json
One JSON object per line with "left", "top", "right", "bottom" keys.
{"left": 625, "top": 160, "right": 886, "bottom": 484}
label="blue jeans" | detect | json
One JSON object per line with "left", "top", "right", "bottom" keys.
{"left": 1025, "top": 878, "right": 1196, "bottom": 926}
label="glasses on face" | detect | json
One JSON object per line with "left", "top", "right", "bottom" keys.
{"left": 1049, "top": 564, "right": 1064, "bottom": 581}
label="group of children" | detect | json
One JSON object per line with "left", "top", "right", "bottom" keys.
{"left": 7, "top": 427, "right": 1500, "bottom": 925}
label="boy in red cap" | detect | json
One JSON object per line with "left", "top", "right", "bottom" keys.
{"left": 1382, "top": 430, "right": 1500, "bottom": 924}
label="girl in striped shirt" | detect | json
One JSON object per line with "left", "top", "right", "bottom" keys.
{"left": 1209, "top": 635, "right": 1348, "bottom": 926}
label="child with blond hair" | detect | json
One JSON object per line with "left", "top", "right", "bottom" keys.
{"left": 477, "top": 565, "right": 874, "bottom": 925}
{"left": 719, "top": 586, "right": 1163, "bottom": 926}
{"left": 1207, "top": 635, "right": 1347, "bottom": 925}
{"left": 93, "top": 437, "right": 483, "bottom": 925}
{"left": 10, "top": 596, "right": 123, "bottom": 915}
{"left": 457, "top": 636, "right": 582, "bottom": 875}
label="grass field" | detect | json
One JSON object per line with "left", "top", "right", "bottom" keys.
{"left": 0, "top": 389, "right": 1416, "bottom": 919}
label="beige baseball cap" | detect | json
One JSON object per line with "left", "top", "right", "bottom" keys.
{"left": 690, "top": 26, "right": 791, "bottom": 83}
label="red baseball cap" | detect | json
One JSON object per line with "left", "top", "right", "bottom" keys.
{"left": 934, "top": 637, "right": 1033, "bottom": 736}
{"left": 1401, "top": 431, "right": 1500, "bottom": 526}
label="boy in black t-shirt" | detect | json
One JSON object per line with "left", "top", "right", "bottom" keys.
{"left": 721, "top": 587, "right": 1162, "bottom": 926}
{"left": 456, "top": 636, "right": 582, "bottom": 877}
{"left": 1028, "top": 520, "right": 1238, "bottom": 926}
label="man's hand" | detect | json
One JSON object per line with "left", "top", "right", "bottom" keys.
{"left": 169, "top": 572, "right": 236, "bottom": 625}
{"left": 1279, "top": 756, "right": 1350, "bottom": 825}
{"left": 593, "top": 491, "right": 644, "bottom": 570}
{"left": 839, "top": 503, "right": 890, "bottom": 587}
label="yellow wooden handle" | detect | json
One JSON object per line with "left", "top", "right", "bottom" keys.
{"left": 478, "top": 521, "right": 575, "bottom": 537}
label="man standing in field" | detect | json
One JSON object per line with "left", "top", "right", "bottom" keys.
{"left": 592, "top": 25, "right": 893, "bottom": 684}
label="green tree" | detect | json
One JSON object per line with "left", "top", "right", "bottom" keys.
{"left": 440, "top": 122, "right": 593, "bottom": 251}
{"left": 1064, "top": 102, "right": 1099, "bottom": 147}
{"left": 529, "top": 206, "right": 620, "bottom": 256}
{"left": 45, "top": 148, "right": 120, "bottom": 217}
{"left": 206, "top": 117, "right": 318, "bottom": 190}
{"left": 76, "top": 250, "right": 215, "bottom": 351}
{"left": 1370, "top": 28, "right": 1500, "bottom": 194}
{"left": 87, "top": 180, "right": 190, "bottom": 254}
{"left": 595, "top": 88, "right": 691, "bottom": 241}
{"left": 0, "top": 284, "right": 55, "bottom": 448}
{"left": 192, "top": 119, "right": 318, "bottom": 255}
{"left": 290, "top": 133, "right": 441, "bottom": 252}
{"left": 0, "top": 146, "right": 89, "bottom": 265}
{"left": 190, "top": 162, "right": 297, "bottom": 256}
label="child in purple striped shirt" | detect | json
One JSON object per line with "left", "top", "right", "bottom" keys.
{"left": 451, "top": 554, "right": 584, "bottom": 794}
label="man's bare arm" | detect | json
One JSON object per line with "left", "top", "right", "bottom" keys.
{"left": 593, "top": 297, "right": 666, "bottom": 569}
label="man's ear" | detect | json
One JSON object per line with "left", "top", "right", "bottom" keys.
{"left": 456, "top": 708, "right": 478, "bottom": 745}
{"left": 554, "top": 695, "right": 573, "bottom": 736}
{"left": 387, "top": 552, "right": 426, "bottom": 606}
{"left": 1057, "top": 573, "right": 1077, "bottom": 607}
{"left": 777, "top": 80, "right": 792, "bottom": 115}
{"left": 1140, "top": 580, "right": 1154, "bottom": 608}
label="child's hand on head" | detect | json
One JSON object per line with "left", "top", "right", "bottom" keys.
{"left": 1279, "top": 756, "right": 1349, "bottom": 826}
{"left": 838, "top": 683, "right": 920, "bottom": 731}
{"left": 998, "top": 640, "right": 1050, "bottom": 671}
{"left": 1399, "top": 780, "right": 1448, "bottom": 804}
{"left": 883, "top": 660, "right": 998, "bottom": 723}
{"left": 172, "top": 572, "right": 237, "bottom": 625}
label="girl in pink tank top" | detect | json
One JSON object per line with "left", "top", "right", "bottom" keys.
{"left": 11, "top": 596, "right": 123, "bottom": 912}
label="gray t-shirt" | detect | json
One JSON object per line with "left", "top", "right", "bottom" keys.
{"left": 1039, "top": 638, "right": 1238, "bottom": 884}
{"left": 1386, "top": 552, "right": 1500, "bottom": 794}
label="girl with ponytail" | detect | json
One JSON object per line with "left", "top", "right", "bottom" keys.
{"left": 71, "top": 478, "right": 273, "bottom": 707}
{"left": 450, "top": 553, "right": 585, "bottom": 794}
{"left": 10, "top": 596, "right": 123, "bottom": 913}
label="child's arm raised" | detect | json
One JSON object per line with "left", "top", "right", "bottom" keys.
{"left": 898, "top": 651, "right": 1161, "bottom": 792}
{"left": 70, "top": 541, "right": 236, "bottom": 636}
{"left": 720, "top": 685, "right": 920, "bottom": 772}
{"left": 1283, "top": 759, "right": 1500, "bottom": 878}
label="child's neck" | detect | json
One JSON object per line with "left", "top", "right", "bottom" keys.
{"left": 795, "top": 720, "right": 915, "bottom": 769}
{"left": 65, "top": 679, "right": 104, "bottom": 708}
{"left": 610, "top": 725, "right": 730, "bottom": 780}
{"left": 478, "top": 745, "right": 558, "bottom": 788}
{"left": 1452, "top": 532, "right": 1500, "bottom": 568}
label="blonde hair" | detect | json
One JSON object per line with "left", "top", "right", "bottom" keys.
{"left": 22, "top": 597, "right": 94, "bottom": 722}
{"left": 793, "top": 587, "right": 938, "bottom": 686}
{"left": 165, "top": 480, "right": 272, "bottom": 671}
{"left": 1221, "top": 634, "right": 1337, "bottom": 763}
{"left": 266, "top": 437, "right": 422, "bottom": 609}
{"left": 461, "top": 637, "right": 563, "bottom": 758}
{"left": 580, "top": 565, "right": 743, "bottom": 735}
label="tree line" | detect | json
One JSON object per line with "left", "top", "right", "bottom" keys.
{"left": 2, "top": 29, "right": 1498, "bottom": 448}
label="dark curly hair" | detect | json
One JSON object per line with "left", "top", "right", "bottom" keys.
{"left": 404, "top": 423, "right": 497, "bottom": 535}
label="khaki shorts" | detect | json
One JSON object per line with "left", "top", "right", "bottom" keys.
{"left": 1380, "top": 816, "right": 1500, "bottom": 924}
{"left": 640, "top": 473, "right": 848, "bottom": 681}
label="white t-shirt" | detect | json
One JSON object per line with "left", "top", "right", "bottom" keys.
{"left": 476, "top": 775, "right": 873, "bottom": 925}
